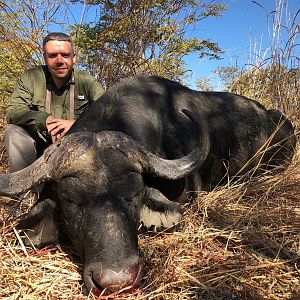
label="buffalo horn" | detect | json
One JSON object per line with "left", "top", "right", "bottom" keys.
{"left": 146, "top": 109, "right": 210, "bottom": 179}
{"left": 97, "top": 110, "right": 210, "bottom": 180}
{"left": 0, "top": 133, "right": 95, "bottom": 197}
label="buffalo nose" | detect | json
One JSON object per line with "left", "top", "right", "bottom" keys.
{"left": 85, "top": 260, "right": 145, "bottom": 295}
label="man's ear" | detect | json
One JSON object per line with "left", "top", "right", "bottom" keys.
{"left": 72, "top": 52, "right": 77, "bottom": 65}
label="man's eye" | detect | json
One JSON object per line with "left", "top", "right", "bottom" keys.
{"left": 48, "top": 54, "right": 57, "bottom": 58}
{"left": 62, "top": 53, "right": 70, "bottom": 58}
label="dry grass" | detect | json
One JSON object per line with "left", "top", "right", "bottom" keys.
{"left": 1, "top": 138, "right": 300, "bottom": 299}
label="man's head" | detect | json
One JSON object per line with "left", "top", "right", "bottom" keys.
{"left": 43, "top": 32, "right": 76, "bottom": 88}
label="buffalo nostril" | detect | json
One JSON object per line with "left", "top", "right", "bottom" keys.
{"left": 91, "top": 262, "right": 145, "bottom": 293}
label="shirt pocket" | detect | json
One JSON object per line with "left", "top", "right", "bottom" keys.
{"left": 31, "top": 95, "right": 46, "bottom": 112}
{"left": 75, "top": 94, "right": 89, "bottom": 117}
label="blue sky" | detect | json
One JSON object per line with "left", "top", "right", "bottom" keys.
{"left": 55, "top": 0, "right": 299, "bottom": 90}
{"left": 184, "top": 0, "right": 300, "bottom": 89}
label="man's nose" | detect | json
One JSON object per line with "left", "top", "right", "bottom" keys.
{"left": 55, "top": 54, "right": 63, "bottom": 63}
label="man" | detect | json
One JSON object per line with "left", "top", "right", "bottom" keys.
{"left": 4, "top": 32, "right": 104, "bottom": 173}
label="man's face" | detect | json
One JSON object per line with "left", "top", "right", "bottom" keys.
{"left": 43, "top": 40, "right": 76, "bottom": 85}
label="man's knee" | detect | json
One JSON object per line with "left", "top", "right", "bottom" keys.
{"left": 4, "top": 124, "right": 37, "bottom": 172}
{"left": 4, "top": 124, "right": 34, "bottom": 149}
{"left": 4, "top": 124, "right": 29, "bottom": 140}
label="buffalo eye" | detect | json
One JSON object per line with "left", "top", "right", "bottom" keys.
{"left": 118, "top": 172, "right": 144, "bottom": 200}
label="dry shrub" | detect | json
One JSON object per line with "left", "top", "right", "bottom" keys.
{"left": 1, "top": 137, "right": 300, "bottom": 299}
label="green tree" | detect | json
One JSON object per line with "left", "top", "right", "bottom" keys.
{"left": 71, "top": 0, "right": 226, "bottom": 88}
{"left": 214, "top": 66, "right": 239, "bottom": 91}
{"left": 0, "top": 0, "right": 67, "bottom": 103}
{"left": 196, "top": 76, "right": 213, "bottom": 91}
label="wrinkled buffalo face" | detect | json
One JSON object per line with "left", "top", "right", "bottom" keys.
{"left": 0, "top": 130, "right": 209, "bottom": 294}
{"left": 56, "top": 143, "right": 146, "bottom": 294}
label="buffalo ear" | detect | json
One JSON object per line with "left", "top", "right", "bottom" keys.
{"left": 17, "top": 198, "right": 59, "bottom": 248}
{"left": 140, "top": 187, "right": 183, "bottom": 231}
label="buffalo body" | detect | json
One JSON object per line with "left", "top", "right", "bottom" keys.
{"left": 0, "top": 76, "right": 296, "bottom": 294}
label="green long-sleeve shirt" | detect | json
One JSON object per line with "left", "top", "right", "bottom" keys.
{"left": 6, "top": 65, "right": 104, "bottom": 135}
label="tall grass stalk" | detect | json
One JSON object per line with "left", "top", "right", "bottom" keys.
{"left": 230, "top": 0, "right": 299, "bottom": 126}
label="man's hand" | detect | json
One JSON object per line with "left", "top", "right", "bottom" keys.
{"left": 46, "top": 116, "right": 75, "bottom": 143}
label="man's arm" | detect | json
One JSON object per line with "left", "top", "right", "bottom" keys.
{"left": 6, "top": 71, "right": 50, "bottom": 132}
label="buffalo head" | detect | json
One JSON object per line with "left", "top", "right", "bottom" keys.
{"left": 0, "top": 129, "right": 209, "bottom": 294}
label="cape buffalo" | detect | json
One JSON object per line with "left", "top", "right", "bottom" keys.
{"left": 0, "top": 76, "right": 296, "bottom": 295}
